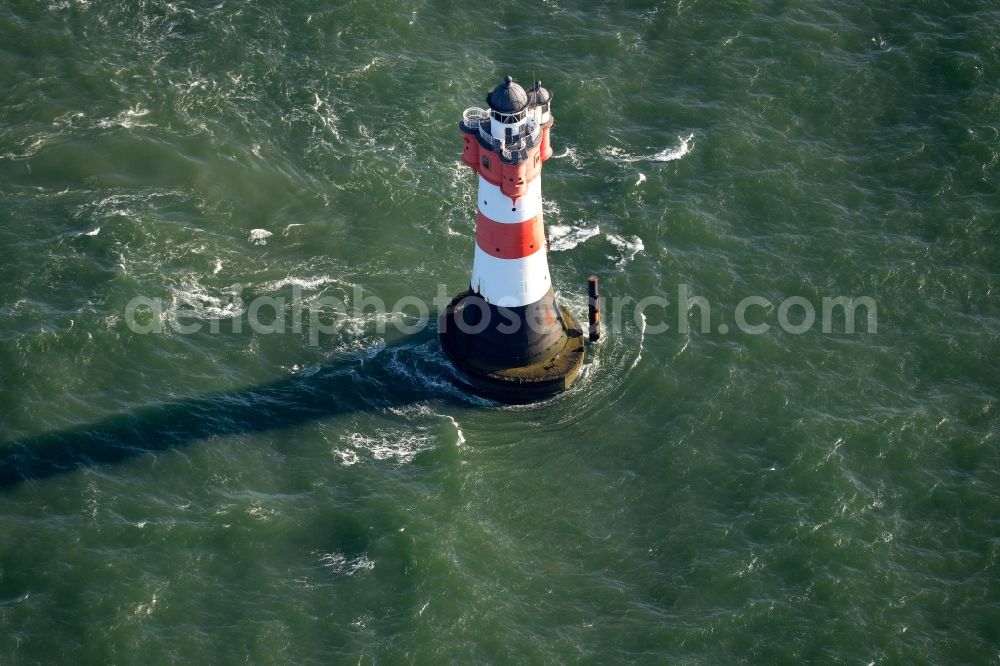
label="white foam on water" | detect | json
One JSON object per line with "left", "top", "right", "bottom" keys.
{"left": 257, "top": 275, "right": 335, "bottom": 292}
{"left": 350, "top": 615, "right": 373, "bottom": 629}
{"left": 606, "top": 233, "right": 645, "bottom": 268}
{"left": 578, "top": 354, "right": 601, "bottom": 384}
{"left": 324, "top": 306, "right": 397, "bottom": 344}
{"left": 543, "top": 199, "right": 561, "bottom": 218}
{"left": 80, "top": 227, "right": 101, "bottom": 237}
{"left": 168, "top": 277, "right": 244, "bottom": 320}
{"left": 551, "top": 146, "right": 582, "bottom": 168}
{"left": 360, "top": 338, "right": 387, "bottom": 358}
{"left": 389, "top": 403, "right": 468, "bottom": 447}
{"left": 631, "top": 310, "right": 646, "bottom": 370}
{"left": 248, "top": 228, "right": 273, "bottom": 245}
{"left": 548, "top": 223, "right": 601, "bottom": 252}
{"left": 605, "top": 133, "right": 695, "bottom": 163}
{"left": 651, "top": 133, "right": 695, "bottom": 162}
{"left": 635, "top": 173, "right": 646, "bottom": 186}
{"left": 603, "top": 146, "right": 631, "bottom": 162}
{"left": 444, "top": 414, "right": 466, "bottom": 445}
{"left": 331, "top": 448, "right": 359, "bottom": 466}
{"left": 310, "top": 91, "right": 342, "bottom": 141}
{"left": 339, "top": 430, "right": 436, "bottom": 465}
{"left": 52, "top": 110, "right": 86, "bottom": 127}
{"left": 326, "top": 335, "right": 386, "bottom": 356}
{"left": 315, "top": 551, "right": 375, "bottom": 576}
{"left": 133, "top": 591, "right": 160, "bottom": 617}
{"left": 97, "top": 104, "right": 154, "bottom": 130}
{"left": 676, "top": 330, "right": 691, "bottom": 358}
{"left": 247, "top": 504, "right": 276, "bottom": 521}
{"left": 286, "top": 363, "right": 322, "bottom": 377}
{"left": 3, "top": 136, "right": 48, "bottom": 160}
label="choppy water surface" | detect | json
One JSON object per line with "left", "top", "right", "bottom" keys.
{"left": 1, "top": 0, "right": 997, "bottom": 662}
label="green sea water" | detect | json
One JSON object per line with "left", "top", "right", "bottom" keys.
{"left": 1, "top": 0, "right": 998, "bottom": 662}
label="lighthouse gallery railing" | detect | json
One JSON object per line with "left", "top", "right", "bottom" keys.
{"left": 462, "top": 107, "right": 541, "bottom": 164}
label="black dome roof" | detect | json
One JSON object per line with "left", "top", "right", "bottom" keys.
{"left": 487, "top": 75, "right": 529, "bottom": 113}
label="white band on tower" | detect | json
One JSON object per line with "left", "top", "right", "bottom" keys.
{"left": 476, "top": 175, "right": 542, "bottom": 223}
{"left": 470, "top": 245, "right": 551, "bottom": 306}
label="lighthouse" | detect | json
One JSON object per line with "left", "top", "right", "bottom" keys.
{"left": 440, "top": 74, "right": 585, "bottom": 403}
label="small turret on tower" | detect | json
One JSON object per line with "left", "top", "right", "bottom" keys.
{"left": 530, "top": 81, "right": 554, "bottom": 160}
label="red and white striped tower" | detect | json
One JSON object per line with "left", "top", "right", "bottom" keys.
{"left": 440, "top": 75, "right": 584, "bottom": 402}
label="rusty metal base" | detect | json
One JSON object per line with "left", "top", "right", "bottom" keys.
{"left": 439, "top": 295, "right": 586, "bottom": 404}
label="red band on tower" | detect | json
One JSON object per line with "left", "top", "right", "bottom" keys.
{"left": 475, "top": 212, "right": 545, "bottom": 259}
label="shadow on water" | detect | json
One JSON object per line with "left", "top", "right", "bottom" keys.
{"left": 0, "top": 330, "right": 468, "bottom": 490}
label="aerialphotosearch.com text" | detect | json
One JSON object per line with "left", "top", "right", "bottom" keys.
{"left": 124, "top": 283, "right": 877, "bottom": 345}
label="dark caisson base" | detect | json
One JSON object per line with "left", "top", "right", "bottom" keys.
{"left": 439, "top": 291, "right": 586, "bottom": 404}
